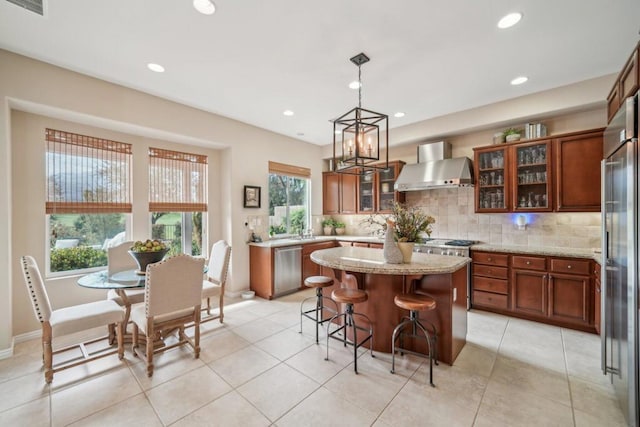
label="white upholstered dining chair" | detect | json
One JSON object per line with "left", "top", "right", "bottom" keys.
{"left": 106, "top": 240, "right": 144, "bottom": 342}
{"left": 20, "top": 255, "right": 125, "bottom": 383}
{"left": 131, "top": 254, "right": 205, "bottom": 377}
{"left": 202, "top": 240, "right": 231, "bottom": 323}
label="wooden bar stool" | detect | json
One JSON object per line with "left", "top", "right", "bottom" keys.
{"left": 299, "top": 276, "right": 338, "bottom": 343}
{"left": 325, "top": 288, "right": 374, "bottom": 374}
{"left": 390, "top": 293, "right": 438, "bottom": 387}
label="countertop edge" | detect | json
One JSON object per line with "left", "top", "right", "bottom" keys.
{"left": 471, "top": 243, "right": 602, "bottom": 264}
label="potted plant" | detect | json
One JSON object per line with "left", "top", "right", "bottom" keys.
{"left": 334, "top": 221, "right": 346, "bottom": 235}
{"left": 503, "top": 128, "right": 521, "bottom": 142}
{"left": 322, "top": 218, "right": 336, "bottom": 235}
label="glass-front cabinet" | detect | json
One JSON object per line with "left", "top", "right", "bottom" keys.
{"left": 475, "top": 146, "right": 509, "bottom": 212}
{"left": 512, "top": 140, "right": 552, "bottom": 212}
{"left": 357, "top": 170, "right": 376, "bottom": 213}
{"left": 377, "top": 162, "right": 402, "bottom": 213}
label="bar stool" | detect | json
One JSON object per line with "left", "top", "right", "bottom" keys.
{"left": 390, "top": 293, "right": 438, "bottom": 387}
{"left": 299, "top": 276, "right": 338, "bottom": 343}
{"left": 325, "top": 288, "right": 374, "bottom": 374}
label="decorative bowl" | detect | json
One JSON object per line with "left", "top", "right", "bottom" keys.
{"left": 128, "top": 248, "right": 169, "bottom": 275}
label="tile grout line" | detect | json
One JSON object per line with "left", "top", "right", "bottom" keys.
{"left": 560, "top": 328, "right": 578, "bottom": 427}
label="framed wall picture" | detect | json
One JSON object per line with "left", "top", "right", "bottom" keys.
{"left": 243, "top": 185, "right": 261, "bottom": 208}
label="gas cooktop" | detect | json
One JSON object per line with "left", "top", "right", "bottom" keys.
{"left": 418, "top": 238, "right": 476, "bottom": 247}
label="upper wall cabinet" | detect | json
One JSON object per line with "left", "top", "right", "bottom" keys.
{"left": 607, "top": 41, "right": 639, "bottom": 123}
{"left": 474, "top": 128, "right": 603, "bottom": 213}
{"left": 322, "top": 172, "right": 357, "bottom": 215}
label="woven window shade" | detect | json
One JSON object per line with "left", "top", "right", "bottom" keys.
{"left": 268, "top": 161, "right": 311, "bottom": 178}
{"left": 149, "top": 147, "right": 208, "bottom": 212}
{"left": 45, "top": 129, "right": 133, "bottom": 214}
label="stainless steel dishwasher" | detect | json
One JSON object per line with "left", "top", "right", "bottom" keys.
{"left": 273, "top": 246, "right": 302, "bottom": 297}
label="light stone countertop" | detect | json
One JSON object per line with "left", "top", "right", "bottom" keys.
{"left": 471, "top": 243, "right": 602, "bottom": 263}
{"left": 248, "top": 235, "right": 382, "bottom": 248}
{"left": 310, "top": 246, "right": 470, "bottom": 275}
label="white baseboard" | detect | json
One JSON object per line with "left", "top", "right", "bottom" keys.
{"left": 0, "top": 343, "right": 14, "bottom": 360}
{"left": 14, "top": 329, "right": 41, "bottom": 343}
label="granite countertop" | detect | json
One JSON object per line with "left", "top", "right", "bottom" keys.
{"left": 248, "top": 235, "right": 382, "bottom": 248}
{"left": 471, "top": 243, "right": 602, "bottom": 263}
{"left": 310, "top": 246, "right": 469, "bottom": 275}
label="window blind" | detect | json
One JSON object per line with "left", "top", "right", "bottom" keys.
{"left": 45, "top": 128, "right": 133, "bottom": 214}
{"left": 149, "top": 147, "right": 208, "bottom": 212}
{"left": 268, "top": 161, "right": 311, "bottom": 178}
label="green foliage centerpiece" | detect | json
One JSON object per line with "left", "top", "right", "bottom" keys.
{"left": 129, "top": 239, "right": 169, "bottom": 275}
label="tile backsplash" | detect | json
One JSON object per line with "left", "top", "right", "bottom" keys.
{"left": 332, "top": 187, "right": 601, "bottom": 250}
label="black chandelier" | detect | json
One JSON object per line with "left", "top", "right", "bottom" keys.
{"left": 332, "top": 53, "right": 389, "bottom": 175}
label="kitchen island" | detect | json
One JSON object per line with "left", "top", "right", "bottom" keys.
{"left": 311, "top": 246, "right": 470, "bottom": 365}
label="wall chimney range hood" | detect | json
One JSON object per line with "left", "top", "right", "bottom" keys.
{"left": 394, "top": 141, "right": 474, "bottom": 191}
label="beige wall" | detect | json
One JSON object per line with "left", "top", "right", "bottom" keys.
{"left": 0, "top": 50, "right": 325, "bottom": 349}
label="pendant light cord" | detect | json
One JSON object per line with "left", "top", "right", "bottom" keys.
{"left": 358, "top": 65, "right": 362, "bottom": 109}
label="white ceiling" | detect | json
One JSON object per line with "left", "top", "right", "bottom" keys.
{"left": 1, "top": 0, "right": 639, "bottom": 146}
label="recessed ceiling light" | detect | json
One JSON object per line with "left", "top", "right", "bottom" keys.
{"left": 348, "top": 81, "right": 361, "bottom": 90}
{"left": 147, "top": 63, "right": 165, "bottom": 73}
{"left": 498, "top": 12, "right": 522, "bottom": 29}
{"left": 193, "top": 0, "right": 216, "bottom": 15}
{"left": 510, "top": 76, "right": 528, "bottom": 85}
{"left": 394, "top": 112, "right": 405, "bottom": 118}
{"left": 283, "top": 110, "right": 294, "bottom": 116}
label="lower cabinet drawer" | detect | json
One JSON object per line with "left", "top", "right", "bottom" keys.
{"left": 473, "top": 264, "right": 509, "bottom": 279}
{"left": 512, "top": 255, "right": 546, "bottom": 271}
{"left": 550, "top": 258, "right": 591, "bottom": 275}
{"left": 473, "top": 291, "right": 508, "bottom": 309}
{"left": 473, "top": 276, "right": 508, "bottom": 294}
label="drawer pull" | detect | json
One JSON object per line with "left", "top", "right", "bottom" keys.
{"left": 487, "top": 257, "right": 492, "bottom": 261}
{"left": 567, "top": 265, "right": 572, "bottom": 269}
{"left": 526, "top": 261, "right": 531, "bottom": 265}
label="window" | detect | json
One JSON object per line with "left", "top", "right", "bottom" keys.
{"left": 268, "top": 161, "right": 311, "bottom": 236}
{"left": 45, "top": 129, "right": 132, "bottom": 274}
{"left": 149, "top": 148, "right": 207, "bottom": 256}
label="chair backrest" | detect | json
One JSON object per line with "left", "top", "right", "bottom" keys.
{"left": 207, "top": 240, "right": 231, "bottom": 286}
{"left": 145, "top": 254, "right": 205, "bottom": 318}
{"left": 20, "top": 256, "right": 53, "bottom": 323}
{"left": 108, "top": 240, "right": 137, "bottom": 275}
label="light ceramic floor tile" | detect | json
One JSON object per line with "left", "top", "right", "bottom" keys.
{"left": 284, "top": 341, "right": 355, "bottom": 384}
{"left": 0, "top": 350, "right": 44, "bottom": 383}
{"left": 474, "top": 379, "right": 574, "bottom": 427}
{"left": 231, "top": 318, "right": 286, "bottom": 343}
{"left": 49, "top": 353, "right": 129, "bottom": 391}
{"left": 51, "top": 367, "right": 141, "bottom": 427}
{"left": 489, "top": 355, "right": 571, "bottom": 405}
{"left": 378, "top": 374, "right": 478, "bottom": 427}
{"left": 171, "top": 390, "right": 271, "bottom": 427}
{"left": 128, "top": 345, "right": 206, "bottom": 391}
{"left": 413, "top": 362, "right": 488, "bottom": 410}
{"left": 573, "top": 407, "right": 628, "bottom": 427}
{"left": 237, "top": 363, "right": 319, "bottom": 422}
{"left": 0, "top": 370, "right": 49, "bottom": 413}
{"left": 276, "top": 386, "right": 377, "bottom": 427}
{"left": 254, "top": 328, "right": 315, "bottom": 361}
{"left": 209, "top": 345, "right": 280, "bottom": 387}
{"left": 145, "top": 365, "right": 232, "bottom": 425}
{"left": 0, "top": 395, "right": 50, "bottom": 427}
{"left": 198, "top": 330, "right": 250, "bottom": 363}
{"left": 569, "top": 375, "right": 627, "bottom": 426}
{"left": 67, "top": 393, "right": 163, "bottom": 426}
{"left": 264, "top": 307, "right": 302, "bottom": 329}
{"left": 451, "top": 342, "right": 497, "bottom": 378}
{"left": 239, "top": 298, "right": 289, "bottom": 318}
{"left": 323, "top": 352, "right": 412, "bottom": 415}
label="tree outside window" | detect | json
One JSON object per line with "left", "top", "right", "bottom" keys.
{"left": 268, "top": 173, "right": 310, "bottom": 236}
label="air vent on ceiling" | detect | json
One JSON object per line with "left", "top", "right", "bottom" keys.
{"left": 6, "top": 0, "right": 43, "bottom": 15}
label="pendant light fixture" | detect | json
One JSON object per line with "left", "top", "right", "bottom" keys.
{"left": 332, "top": 53, "right": 389, "bottom": 175}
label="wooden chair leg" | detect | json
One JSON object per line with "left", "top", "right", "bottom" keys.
{"left": 219, "top": 294, "right": 224, "bottom": 323}
{"left": 42, "top": 323, "right": 53, "bottom": 384}
{"left": 194, "top": 321, "right": 201, "bottom": 359}
{"left": 132, "top": 323, "right": 139, "bottom": 355}
{"left": 116, "top": 322, "right": 124, "bottom": 360}
{"left": 146, "top": 319, "right": 154, "bottom": 377}
{"left": 107, "top": 323, "right": 116, "bottom": 345}
{"left": 206, "top": 297, "right": 211, "bottom": 315}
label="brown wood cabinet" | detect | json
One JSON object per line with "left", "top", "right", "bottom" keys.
{"left": 302, "top": 241, "right": 337, "bottom": 282}
{"left": 324, "top": 161, "right": 404, "bottom": 215}
{"left": 474, "top": 128, "right": 603, "bottom": 213}
{"left": 471, "top": 250, "right": 597, "bottom": 332}
{"left": 607, "top": 41, "right": 640, "bottom": 122}
{"left": 554, "top": 130, "right": 603, "bottom": 212}
{"left": 322, "top": 172, "right": 357, "bottom": 214}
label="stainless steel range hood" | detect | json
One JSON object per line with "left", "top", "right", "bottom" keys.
{"left": 394, "top": 141, "right": 474, "bottom": 191}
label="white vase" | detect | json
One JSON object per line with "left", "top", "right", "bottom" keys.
{"left": 397, "top": 242, "right": 415, "bottom": 263}
{"left": 323, "top": 226, "right": 333, "bottom": 236}
{"left": 383, "top": 220, "right": 403, "bottom": 264}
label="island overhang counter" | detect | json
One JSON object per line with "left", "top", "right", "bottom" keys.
{"left": 311, "top": 246, "right": 470, "bottom": 365}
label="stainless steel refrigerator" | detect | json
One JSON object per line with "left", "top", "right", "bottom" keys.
{"left": 602, "top": 90, "right": 639, "bottom": 427}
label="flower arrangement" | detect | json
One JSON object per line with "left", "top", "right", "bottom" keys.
{"left": 361, "top": 202, "right": 435, "bottom": 242}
